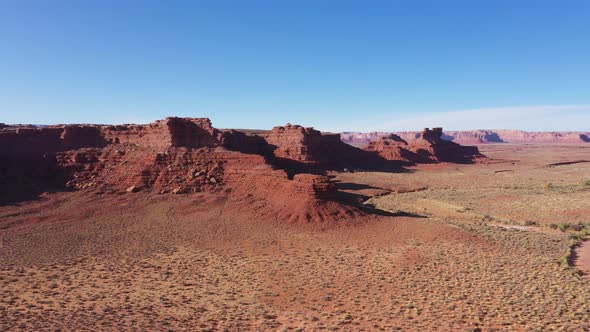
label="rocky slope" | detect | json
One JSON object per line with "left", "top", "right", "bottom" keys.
{"left": 341, "top": 130, "right": 590, "bottom": 146}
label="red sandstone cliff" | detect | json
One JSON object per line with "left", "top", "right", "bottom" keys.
{"left": 488, "top": 130, "right": 590, "bottom": 144}
{"left": 365, "top": 134, "right": 422, "bottom": 163}
{"left": 365, "top": 128, "right": 484, "bottom": 164}
{"left": 262, "top": 124, "right": 388, "bottom": 171}
{"left": 265, "top": 124, "right": 322, "bottom": 162}
{"left": 0, "top": 118, "right": 363, "bottom": 223}
{"left": 0, "top": 118, "right": 493, "bottom": 220}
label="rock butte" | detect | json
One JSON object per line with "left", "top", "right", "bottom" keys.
{"left": 365, "top": 128, "right": 484, "bottom": 164}
{"left": 0, "top": 117, "right": 484, "bottom": 222}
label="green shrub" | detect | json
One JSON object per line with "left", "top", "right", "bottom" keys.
{"left": 557, "top": 223, "right": 570, "bottom": 232}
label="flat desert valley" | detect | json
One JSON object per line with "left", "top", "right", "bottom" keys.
{"left": 1, "top": 138, "right": 590, "bottom": 331}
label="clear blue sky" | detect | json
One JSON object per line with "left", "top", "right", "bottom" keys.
{"left": 1, "top": 0, "right": 589, "bottom": 131}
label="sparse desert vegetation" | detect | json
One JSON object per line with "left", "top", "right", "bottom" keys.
{"left": 2, "top": 1, "right": 590, "bottom": 330}
{"left": 1, "top": 144, "right": 589, "bottom": 331}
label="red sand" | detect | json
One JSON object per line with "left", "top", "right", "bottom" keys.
{"left": 2, "top": 118, "right": 590, "bottom": 330}
{"left": 575, "top": 241, "right": 590, "bottom": 275}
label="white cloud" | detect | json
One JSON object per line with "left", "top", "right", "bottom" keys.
{"left": 350, "top": 105, "right": 590, "bottom": 132}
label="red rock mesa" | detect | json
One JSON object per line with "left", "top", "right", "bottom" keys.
{"left": 0, "top": 119, "right": 483, "bottom": 221}
{"left": 0, "top": 118, "right": 364, "bottom": 222}
{"left": 341, "top": 129, "right": 590, "bottom": 146}
{"left": 365, "top": 128, "right": 484, "bottom": 164}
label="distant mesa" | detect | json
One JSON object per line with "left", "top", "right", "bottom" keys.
{"left": 365, "top": 134, "right": 418, "bottom": 163}
{"left": 365, "top": 128, "right": 484, "bottom": 164}
{"left": 341, "top": 129, "right": 590, "bottom": 146}
{"left": 1, "top": 117, "right": 485, "bottom": 222}
{"left": 262, "top": 123, "right": 390, "bottom": 174}
{"left": 442, "top": 130, "right": 505, "bottom": 144}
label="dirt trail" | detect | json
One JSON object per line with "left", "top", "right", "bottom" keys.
{"left": 575, "top": 241, "right": 590, "bottom": 276}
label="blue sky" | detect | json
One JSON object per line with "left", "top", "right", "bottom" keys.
{"left": 1, "top": 0, "right": 589, "bottom": 131}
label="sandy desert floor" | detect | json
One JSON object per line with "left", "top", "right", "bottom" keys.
{"left": 1, "top": 144, "right": 590, "bottom": 331}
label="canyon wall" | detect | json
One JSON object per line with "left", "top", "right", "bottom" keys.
{"left": 101, "top": 117, "right": 220, "bottom": 149}
{"left": 264, "top": 124, "right": 322, "bottom": 162}
{"left": 1, "top": 117, "right": 492, "bottom": 221}
{"left": 0, "top": 118, "right": 359, "bottom": 222}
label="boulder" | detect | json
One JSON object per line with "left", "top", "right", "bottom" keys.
{"left": 126, "top": 186, "right": 139, "bottom": 193}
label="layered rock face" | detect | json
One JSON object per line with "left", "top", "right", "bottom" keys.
{"left": 442, "top": 130, "right": 504, "bottom": 144}
{"left": 101, "top": 117, "right": 220, "bottom": 149}
{"left": 291, "top": 174, "right": 337, "bottom": 198}
{"left": 342, "top": 130, "right": 590, "bottom": 146}
{"left": 0, "top": 118, "right": 358, "bottom": 223}
{"left": 365, "top": 128, "right": 484, "bottom": 164}
{"left": 263, "top": 124, "right": 387, "bottom": 171}
{"left": 365, "top": 134, "right": 422, "bottom": 163}
{"left": 340, "top": 131, "right": 385, "bottom": 147}
{"left": 1, "top": 119, "right": 484, "bottom": 202}
{"left": 1, "top": 118, "right": 489, "bottom": 220}
{"left": 219, "top": 129, "right": 268, "bottom": 154}
{"left": 61, "top": 126, "right": 107, "bottom": 149}
{"left": 0, "top": 126, "right": 106, "bottom": 156}
{"left": 0, "top": 125, "right": 108, "bottom": 201}
{"left": 265, "top": 124, "right": 322, "bottom": 162}
{"left": 489, "top": 130, "right": 590, "bottom": 144}
{"left": 408, "top": 128, "right": 484, "bottom": 163}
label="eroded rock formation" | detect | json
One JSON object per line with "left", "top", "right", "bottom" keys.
{"left": 1, "top": 117, "right": 490, "bottom": 221}
{"left": 0, "top": 118, "right": 362, "bottom": 223}
{"left": 365, "top": 134, "right": 422, "bottom": 163}
{"left": 265, "top": 124, "right": 322, "bottom": 162}
{"left": 342, "top": 129, "right": 590, "bottom": 146}
{"left": 262, "top": 124, "right": 388, "bottom": 172}
{"left": 365, "top": 128, "right": 484, "bottom": 164}
{"left": 487, "top": 130, "right": 590, "bottom": 144}
{"left": 408, "top": 128, "right": 484, "bottom": 163}
{"left": 101, "top": 117, "right": 220, "bottom": 149}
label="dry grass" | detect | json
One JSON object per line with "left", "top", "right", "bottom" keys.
{"left": 339, "top": 144, "right": 590, "bottom": 226}
{"left": 1, "top": 144, "right": 590, "bottom": 331}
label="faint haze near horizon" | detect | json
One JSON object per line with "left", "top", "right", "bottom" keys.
{"left": 3, "top": 106, "right": 590, "bottom": 134}
{"left": 1, "top": 1, "right": 589, "bottom": 131}
{"left": 330, "top": 105, "right": 590, "bottom": 133}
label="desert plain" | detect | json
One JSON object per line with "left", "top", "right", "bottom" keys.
{"left": 1, "top": 139, "right": 590, "bottom": 331}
